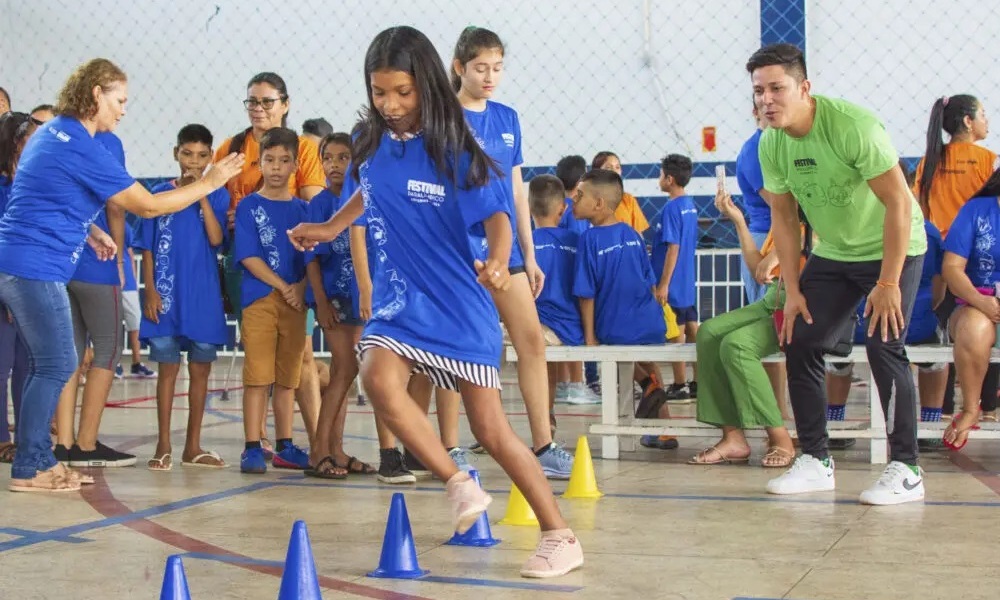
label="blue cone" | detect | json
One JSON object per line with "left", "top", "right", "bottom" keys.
{"left": 446, "top": 469, "right": 500, "bottom": 547}
{"left": 278, "top": 520, "right": 322, "bottom": 600}
{"left": 367, "top": 493, "right": 429, "bottom": 579}
{"left": 160, "top": 555, "right": 192, "bottom": 600}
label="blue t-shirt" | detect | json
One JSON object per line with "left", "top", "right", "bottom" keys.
{"left": 71, "top": 132, "right": 128, "bottom": 286}
{"left": 234, "top": 193, "right": 312, "bottom": 309}
{"left": 122, "top": 222, "right": 139, "bottom": 292}
{"left": 465, "top": 101, "right": 525, "bottom": 269}
{"left": 907, "top": 221, "right": 943, "bottom": 343}
{"left": 559, "top": 197, "right": 591, "bottom": 234}
{"left": 308, "top": 188, "right": 359, "bottom": 314}
{"left": 651, "top": 195, "right": 698, "bottom": 308}
{"left": 0, "top": 176, "right": 11, "bottom": 216}
{"left": 0, "top": 120, "right": 135, "bottom": 283}
{"left": 354, "top": 132, "right": 509, "bottom": 367}
{"left": 534, "top": 227, "right": 584, "bottom": 346}
{"left": 138, "top": 181, "right": 231, "bottom": 344}
{"left": 944, "top": 196, "right": 1000, "bottom": 288}
{"left": 736, "top": 129, "right": 770, "bottom": 233}
{"left": 574, "top": 222, "right": 666, "bottom": 345}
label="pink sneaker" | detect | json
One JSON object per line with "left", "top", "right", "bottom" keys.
{"left": 446, "top": 472, "right": 492, "bottom": 534}
{"left": 520, "top": 529, "right": 584, "bottom": 578}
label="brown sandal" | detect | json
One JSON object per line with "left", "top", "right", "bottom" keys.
{"left": 762, "top": 447, "right": 795, "bottom": 468}
{"left": 687, "top": 446, "right": 750, "bottom": 465}
{"left": 339, "top": 456, "right": 376, "bottom": 475}
{"left": 9, "top": 466, "right": 81, "bottom": 493}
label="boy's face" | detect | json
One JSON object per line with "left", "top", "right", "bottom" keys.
{"left": 572, "top": 182, "right": 601, "bottom": 220}
{"left": 174, "top": 142, "right": 213, "bottom": 178}
{"left": 260, "top": 145, "right": 297, "bottom": 188}
{"left": 658, "top": 168, "right": 672, "bottom": 194}
{"left": 321, "top": 142, "right": 351, "bottom": 187}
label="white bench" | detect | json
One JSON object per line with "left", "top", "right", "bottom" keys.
{"left": 504, "top": 344, "right": 1000, "bottom": 464}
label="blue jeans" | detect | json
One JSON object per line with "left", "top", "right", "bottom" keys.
{"left": 0, "top": 273, "right": 77, "bottom": 479}
{"left": 741, "top": 230, "right": 770, "bottom": 305}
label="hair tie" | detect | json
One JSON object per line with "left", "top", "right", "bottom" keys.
{"left": 942, "top": 96, "right": 950, "bottom": 107}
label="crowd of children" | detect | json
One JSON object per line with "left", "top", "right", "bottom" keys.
{"left": 5, "top": 26, "right": 1000, "bottom": 580}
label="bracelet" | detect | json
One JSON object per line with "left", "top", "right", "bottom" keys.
{"left": 876, "top": 280, "right": 898, "bottom": 288}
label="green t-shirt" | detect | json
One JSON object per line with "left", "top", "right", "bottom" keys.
{"left": 758, "top": 95, "right": 927, "bottom": 262}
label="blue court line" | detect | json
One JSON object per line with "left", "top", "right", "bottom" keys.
{"left": 0, "top": 527, "right": 91, "bottom": 544}
{"left": 0, "top": 480, "right": 280, "bottom": 553}
{"left": 182, "top": 551, "right": 580, "bottom": 593}
{"left": 419, "top": 575, "right": 581, "bottom": 593}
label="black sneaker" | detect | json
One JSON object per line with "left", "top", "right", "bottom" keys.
{"left": 664, "top": 383, "right": 692, "bottom": 404}
{"left": 403, "top": 448, "right": 431, "bottom": 478}
{"left": 54, "top": 444, "right": 70, "bottom": 465}
{"left": 69, "top": 441, "right": 137, "bottom": 467}
{"left": 687, "top": 381, "right": 698, "bottom": 398}
{"left": 828, "top": 438, "right": 857, "bottom": 451}
{"left": 377, "top": 448, "right": 416, "bottom": 484}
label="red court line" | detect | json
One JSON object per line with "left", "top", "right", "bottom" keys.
{"left": 81, "top": 472, "right": 434, "bottom": 600}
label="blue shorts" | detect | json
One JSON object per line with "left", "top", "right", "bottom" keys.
{"left": 330, "top": 296, "right": 364, "bottom": 327}
{"left": 670, "top": 305, "right": 698, "bottom": 324}
{"left": 147, "top": 336, "right": 219, "bottom": 364}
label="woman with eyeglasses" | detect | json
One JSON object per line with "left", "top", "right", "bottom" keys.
{"left": 214, "top": 72, "right": 325, "bottom": 460}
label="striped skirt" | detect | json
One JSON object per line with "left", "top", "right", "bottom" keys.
{"left": 356, "top": 335, "right": 501, "bottom": 391}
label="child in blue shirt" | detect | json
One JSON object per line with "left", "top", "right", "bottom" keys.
{"left": 556, "top": 155, "right": 590, "bottom": 235}
{"left": 529, "top": 174, "right": 598, "bottom": 413}
{"left": 572, "top": 169, "right": 674, "bottom": 427}
{"left": 234, "top": 127, "right": 313, "bottom": 474}
{"left": 287, "top": 26, "right": 581, "bottom": 579}
{"left": 140, "top": 124, "right": 230, "bottom": 470}
{"left": 652, "top": 154, "right": 699, "bottom": 402}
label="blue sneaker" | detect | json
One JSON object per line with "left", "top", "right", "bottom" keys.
{"left": 114, "top": 364, "right": 123, "bottom": 379}
{"left": 449, "top": 447, "right": 474, "bottom": 472}
{"left": 537, "top": 443, "right": 574, "bottom": 480}
{"left": 240, "top": 447, "right": 267, "bottom": 474}
{"left": 272, "top": 443, "right": 310, "bottom": 470}
{"left": 130, "top": 362, "right": 157, "bottom": 378}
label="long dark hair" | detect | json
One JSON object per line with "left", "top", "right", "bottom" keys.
{"left": 0, "top": 112, "right": 34, "bottom": 178}
{"left": 918, "top": 94, "right": 979, "bottom": 210}
{"left": 592, "top": 151, "right": 619, "bottom": 171}
{"left": 451, "top": 26, "right": 505, "bottom": 92}
{"left": 971, "top": 168, "right": 1000, "bottom": 199}
{"left": 351, "top": 26, "right": 497, "bottom": 187}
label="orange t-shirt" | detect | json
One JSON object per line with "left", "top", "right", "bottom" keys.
{"left": 214, "top": 133, "right": 326, "bottom": 208}
{"left": 759, "top": 227, "right": 807, "bottom": 279}
{"left": 913, "top": 142, "right": 998, "bottom": 236}
{"left": 615, "top": 192, "right": 649, "bottom": 234}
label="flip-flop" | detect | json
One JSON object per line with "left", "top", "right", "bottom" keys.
{"left": 182, "top": 451, "right": 226, "bottom": 469}
{"left": 687, "top": 446, "right": 750, "bottom": 465}
{"left": 147, "top": 454, "right": 172, "bottom": 471}
{"left": 339, "top": 456, "right": 376, "bottom": 475}
{"left": 305, "top": 455, "right": 348, "bottom": 480}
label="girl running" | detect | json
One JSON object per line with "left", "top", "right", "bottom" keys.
{"left": 288, "top": 26, "right": 583, "bottom": 578}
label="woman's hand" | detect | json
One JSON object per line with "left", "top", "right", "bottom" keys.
{"left": 204, "top": 153, "right": 245, "bottom": 189}
{"left": 475, "top": 258, "right": 511, "bottom": 292}
{"left": 87, "top": 228, "right": 118, "bottom": 261}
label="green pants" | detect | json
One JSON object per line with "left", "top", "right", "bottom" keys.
{"left": 695, "top": 284, "right": 784, "bottom": 429}
{"left": 223, "top": 246, "right": 243, "bottom": 323}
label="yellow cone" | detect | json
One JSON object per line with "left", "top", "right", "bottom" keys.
{"left": 497, "top": 483, "right": 538, "bottom": 526}
{"left": 562, "top": 435, "right": 604, "bottom": 499}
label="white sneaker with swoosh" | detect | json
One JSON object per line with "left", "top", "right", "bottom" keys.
{"left": 859, "top": 461, "right": 925, "bottom": 505}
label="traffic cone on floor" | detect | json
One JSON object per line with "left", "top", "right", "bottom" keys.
{"left": 446, "top": 470, "right": 500, "bottom": 547}
{"left": 367, "top": 493, "right": 429, "bottom": 579}
{"left": 277, "top": 520, "right": 322, "bottom": 600}
{"left": 497, "top": 483, "right": 538, "bottom": 526}
{"left": 159, "top": 555, "right": 192, "bottom": 600}
{"left": 563, "top": 435, "right": 603, "bottom": 499}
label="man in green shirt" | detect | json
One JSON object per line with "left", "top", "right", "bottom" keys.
{"left": 749, "top": 43, "right": 928, "bottom": 506}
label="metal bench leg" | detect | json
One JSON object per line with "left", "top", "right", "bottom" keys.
{"left": 619, "top": 361, "right": 637, "bottom": 453}
{"left": 869, "top": 369, "right": 888, "bottom": 464}
{"left": 600, "top": 360, "right": 620, "bottom": 459}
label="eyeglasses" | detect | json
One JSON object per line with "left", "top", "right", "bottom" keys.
{"left": 243, "top": 96, "right": 286, "bottom": 110}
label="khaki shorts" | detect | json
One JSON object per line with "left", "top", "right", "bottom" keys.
{"left": 241, "top": 290, "right": 307, "bottom": 388}
{"left": 501, "top": 322, "right": 564, "bottom": 346}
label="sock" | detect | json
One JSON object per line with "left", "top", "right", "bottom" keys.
{"left": 921, "top": 407, "right": 942, "bottom": 422}
{"left": 276, "top": 438, "right": 293, "bottom": 452}
{"left": 245, "top": 441, "right": 262, "bottom": 451}
{"left": 446, "top": 447, "right": 457, "bottom": 453}
{"left": 534, "top": 443, "right": 553, "bottom": 457}
{"left": 821, "top": 457, "right": 832, "bottom": 468}
{"left": 827, "top": 404, "right": 846, "bottom": 421}
{"left": 906, "top": 464, "right": 921, "bottom": 476}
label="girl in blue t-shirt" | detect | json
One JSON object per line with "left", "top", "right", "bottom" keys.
{"left": 288, "top": 26, "right": 582, "bottom": 579}
{"left": 0, "top": 59, "right": 243, "bottom": 493}
{"left": 449, "top": 26, "right": 574, "bottom": 478}
{"left": 942, "top": 175, "right": 1000, "bottom": 450}
{"left": 303, "top": 132, "right": 376, "bottom": 479}
{"left": 0, "top": 111, "right": 37, "bottom": 464}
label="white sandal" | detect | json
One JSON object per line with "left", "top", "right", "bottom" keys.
{"left": 147, "top": 453, "right": 172, "bottom": 471}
